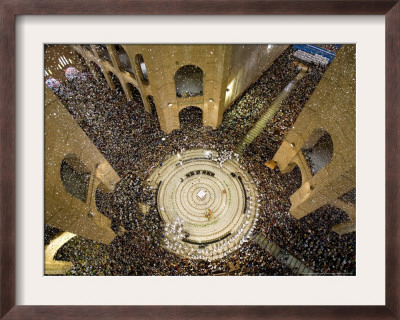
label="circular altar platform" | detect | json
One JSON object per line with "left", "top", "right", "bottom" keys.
{"left": 147, "top": 149, "right": 259, "bottom": 261}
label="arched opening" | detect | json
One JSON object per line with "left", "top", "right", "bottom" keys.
{"left": 82, "top": 44, "right": 94, "bottom": 54}
{"left": 287, "top": 164, "right": 303, "bottom": 191}
{"left": 135, "top": 54, "right": 149, "bottom": 85}
{"left": 127, "top": 83, "right": 143, "bottom": 104}
{"left": 60, "top": 154, "right": 90, "bottom": 203}
{"left": 90, "top": 61, "right": 104, "bottom": 79}
{"left": 94, "top": 44, "right": 111, "bottom": 63}
{"left": 115, "top": 45, "right": 135, "bottom": 78}
{"left": 174, "top": 65, "right": 204, "bottom": 98}
{"left": 302, "top": 129, "right": 334, "bottom": 175}
{"left": 179, "top": 106, "right": 203, "bottom": 129}
{"left": 108, "top": 72, "right": 124, "bottom": 94}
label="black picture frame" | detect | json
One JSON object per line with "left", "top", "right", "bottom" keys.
{"left": 1, "top": 1, "right": 399, "bottom": 319}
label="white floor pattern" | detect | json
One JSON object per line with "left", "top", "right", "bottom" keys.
{"left": 147, "top": 149, "right": 259, "bottom": 261}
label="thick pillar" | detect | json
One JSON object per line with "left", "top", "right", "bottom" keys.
{"left": 273, "top": 45, "right": 356, "bottom": 219}
{"left": 45, "top": 86, "right": 121, "bottom": 244}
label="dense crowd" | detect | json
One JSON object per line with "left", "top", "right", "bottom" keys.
{"left": 52, "top": 47, "right": 356, "bottom": 276}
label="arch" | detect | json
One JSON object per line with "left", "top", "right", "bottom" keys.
{"left": 178, "top": 106, "right": 203, "bottom": 129}
{"left": 60, "top": 154, "right": 90, "bottom": 203}
{"left": 115, "top": 45, "right": 135, "bottom": 78}
{"left": 94, "top": 44, "right": 111, "bottom": 63}
{"left": 174, "top": 65, "right": 204, "bottom": 98}
{"left": 127, "top": 83, "right": 143, "bottom": 103}
{"left": 135, "top": 54, "right": 149, "bottom": 85}
{"left": 301, "top": 129, "right": 334, "bottom": 175}
{"left": 90, "top": 61, "right": 104, "bottom": 79}
{"left": 44, "top": 231, "right": 76, "bottom": 275}
{"left": 286, "top": 162, "right": 305, "bottom": 189}
{"left": 108, "top": 71, "right": 124, "bottom": 94}
{"left": 82, "top": 44, "right": 94, "bottom": 54}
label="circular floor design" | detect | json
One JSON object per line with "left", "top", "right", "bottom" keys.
{"left": 147, "top": 149, "right": 259, "bottom": 261}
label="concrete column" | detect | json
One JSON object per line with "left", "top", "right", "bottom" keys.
{"left": 45, "top": 86, "right": 120, "bottom": 244}
{"left": 91, "top": 45, "right": 114, "bottom": 89}
{"left": 273, "top": 45, "right": 356, "bottom": 220}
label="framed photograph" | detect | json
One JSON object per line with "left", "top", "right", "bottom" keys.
{"left": 1, "top": 1, "right": 399, "bottom": 319}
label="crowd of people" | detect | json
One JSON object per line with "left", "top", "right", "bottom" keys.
{"left": 52, "top": 46, "right": 355, "bottom": 276}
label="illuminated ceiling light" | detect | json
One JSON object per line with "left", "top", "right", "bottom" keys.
{"left": 168, "top": 103, "right": 173, "bottom": 107}
{"left": 209, "top": 98, "right": 213, "bottom": 102}
{"left": 68, "top": 58, "right": 73, "bottom": 64}
{"left": 290, "top": 142, "right": 295, "bottom": 147}
{"left": 48, "top": 70, "right": 52, "bottom": 75}
{"left": 58, "top": 64, "right": 62, "bottom": 69}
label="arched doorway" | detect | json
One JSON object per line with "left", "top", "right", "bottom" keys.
{"left": 174, "top": 65, "right": 203, "bottom": 98}
{"left": 179, "top": 106, "right": 203, "bottom": 129}
{"left": 115, "top": 45, "right": 135, "bottom": 78}
{"left": 287, "top": 164, "right": 303, "bottom": 192}
{"left": 60, "top": 154, "right": 90, "bottom": 203}
{"left": 108, "top": 72, "right": 124, "bottom": 94}
{"left": 127, "top": 83, "right": 142, "bottom": 103}
{"left": 302, "top": 129, "right": 334, "bottom": 175}
{"left": 94, "top": 44, "right": 112, "bottom": 63}
{"left": 135, "top": 54, "right": 149, "bottom": 85}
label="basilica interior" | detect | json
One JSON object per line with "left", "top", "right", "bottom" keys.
{"left": 44, "top": 43, "right": 356, "bottom": 276}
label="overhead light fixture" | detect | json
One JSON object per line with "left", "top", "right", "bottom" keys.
{"left": 168, "top": 103, "right": 173, "bottom": 107}
{"left": 209, "top": 98, "right": 213, "bottom": 102}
